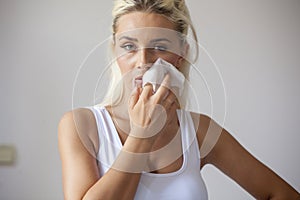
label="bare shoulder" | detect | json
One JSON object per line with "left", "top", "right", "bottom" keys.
{"left": 189, "top": 111, "right": 213, "bottom": 145}
{"left": 189, "top": 112, "right": 211, "bottom": 125}
{"left": 189, "top": 111, "right": 224, "bottom": 165}
{"left": 59, "top": 108, "right": 96, "bottom": 129}
{"left": 58, "top": 108, "right": 99, "bottom": 156}
{"left": 58, "top": 108, "right": 100, "bottom": 199}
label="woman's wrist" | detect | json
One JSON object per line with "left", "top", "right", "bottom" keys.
{"left": 123, "top": 135, "right": 155, "bottom": 153}
{"left": 110, "top": 136, "right": 155, "bottom": 173}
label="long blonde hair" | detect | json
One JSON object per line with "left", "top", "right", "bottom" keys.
{"left": 98, "top": 0, "right": 198, "bottom": 107}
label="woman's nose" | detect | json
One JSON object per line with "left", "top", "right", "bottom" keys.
{"left": 136, "top": 48, "right": 154, "bottom": 70}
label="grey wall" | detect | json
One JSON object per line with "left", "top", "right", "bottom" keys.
{"left": 0, "top": 0, "right": 299, "bottom": 199}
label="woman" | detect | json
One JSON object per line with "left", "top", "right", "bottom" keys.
{"left": 58, "top": 0, "right": 300, "bottom": 199}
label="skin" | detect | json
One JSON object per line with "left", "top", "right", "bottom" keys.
{"left": 58, "top": 12, "right": 300, "bottom": 200}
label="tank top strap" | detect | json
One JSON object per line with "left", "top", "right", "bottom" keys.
{"left": 85, "top": 106, "right": 122, "bottom": 175}
{"left": 176, "top": 109, "right": 201, "bottom": 161}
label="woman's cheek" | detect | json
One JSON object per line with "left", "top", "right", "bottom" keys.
{"left": 117, "top": 55, "right": 135, "bottom": 75}
{"left": 159, "top": 54, "right": 181, "bottom": 68}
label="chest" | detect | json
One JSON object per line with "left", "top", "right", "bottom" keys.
{"left": 117, "top": 126, "right": 184, "bottom": 174}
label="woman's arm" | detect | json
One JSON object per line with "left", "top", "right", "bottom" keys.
{"left": 196, "top": 114, "right": 300, "bottom": 199}
{"left": 58, "top": 83, "right": 176, "bottom": 200}
{"left": 58, "top": 109, "right": 151, "bottom": 200}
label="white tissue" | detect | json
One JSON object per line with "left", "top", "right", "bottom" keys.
{"left": 142, "top": 58, "right": 185, "bottom": 96}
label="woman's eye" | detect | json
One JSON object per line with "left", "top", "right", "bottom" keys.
{"left": 121, "top": 44, "right": 136, "bottom": 51}
{"left": 154, "top": 45, "right": 167, "bottom": 51}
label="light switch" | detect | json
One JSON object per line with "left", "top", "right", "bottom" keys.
{"left": 0, "top": 145, "right": 16, "bottom": 165}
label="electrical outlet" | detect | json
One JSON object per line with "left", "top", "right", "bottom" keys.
{"left": 0, "top": 145, "right": 16, "bottom": 165}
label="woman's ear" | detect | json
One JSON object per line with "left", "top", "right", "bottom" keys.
{"left": 182, "top": 42, "right": 189, "bottom": 58}
{"left": 111, "top": 38, "right": 117, "bottom": 55}
{"left": 176, "top": 57, "right": 184, "bottom": 67}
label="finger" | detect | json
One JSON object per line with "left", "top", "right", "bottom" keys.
{"left": 154, "top": 74, "right": 171, "bottom": 102}
{"left": 169, "top": 99, "right": 178, "bottom": 113}
{"left": 164, "top": 101, "right": 178, "bottom": 125}
{"left": 129, "top": 87, "right": 139, "bottom": 109}
{"left": 140, "top": 83, "right": 154, "bottom": 100}
{"left": 160, "top": 73, "right": 171, "bottom": 88}
{"left": 162, "top": 92, "right": 177, "bottom": 109}
{"left": 170, "top": 87, "right": 180, "bottom": 98}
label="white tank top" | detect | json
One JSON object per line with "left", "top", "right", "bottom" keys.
{"left": 88, "top": 106, "right": 208, "bottom": 200}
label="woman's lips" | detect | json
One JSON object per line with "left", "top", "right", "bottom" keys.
{"left": 134, "top": 76, "right": 143, "bottom": 87}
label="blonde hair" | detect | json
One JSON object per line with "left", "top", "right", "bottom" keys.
{"left": 98, "top": 0, "right": 198, "bottom": 107}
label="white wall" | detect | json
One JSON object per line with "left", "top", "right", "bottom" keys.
{"left": 0, "top": 0, "right": 299, "bottom": 199}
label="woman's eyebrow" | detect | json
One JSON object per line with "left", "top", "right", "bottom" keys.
{"left": 118, "top": 36, "right": 138, "bottom": 42}
{"left": 118, "top": 36, "right": 172, "bottom": 43}
{"left": 150, "top": 38, "right": 172, "bottom": 43}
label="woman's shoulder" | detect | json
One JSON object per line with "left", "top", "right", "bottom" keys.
{"left": 187, "top": 111, "right": 214, "bottom": 153}
{"left": 58, "top": 107, "right": 99, "bottom": 155}
{"left": 188, "top": 111, "right": 212, "bottom": 128}
{"left": 59, "top": 107, "right": 97, "bottom": 129}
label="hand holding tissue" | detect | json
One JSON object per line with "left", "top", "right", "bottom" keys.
{"left": 142, "top": 58, "right": 185, "bottom": 96}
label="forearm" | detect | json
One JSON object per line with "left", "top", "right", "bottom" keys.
{"left": 83, "top": 169, "right": 142, "bottom": 200}
{"left": 268, "top": 188, "right": 300, "bottom": 200}
{"left": 203, "top": 127, "right": 300, "bottom": 200}
{"left": 269, "top": 194, "right": 300, "bottom": 200}
{"left": 82, "top": 136, "right": 154, "bottom": 200}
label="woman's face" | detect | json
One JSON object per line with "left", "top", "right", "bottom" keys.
{"left": 114, "top": 12, "right": 185, "bottom": 76}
